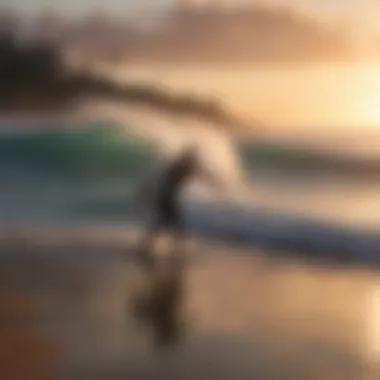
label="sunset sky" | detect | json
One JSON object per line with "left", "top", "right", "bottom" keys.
{"left": 3, "top": 0, "right": 380, "bottom": 131}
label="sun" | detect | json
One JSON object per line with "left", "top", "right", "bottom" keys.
{"left": 363, "top": 97, "right": 380, "bottom": 128}
{"left": 353, "top": 65, "right": 380, "bottom": 130}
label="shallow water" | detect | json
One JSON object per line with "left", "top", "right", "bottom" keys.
{"left": 1, "top": 166, "right": 380, "bottom": 229}
{"left": 1, "top": 170, "right": 380, "bottom": 268}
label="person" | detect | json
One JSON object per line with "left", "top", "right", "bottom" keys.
{"left": 132, "top": 144, "right": 227, "bottom": 270}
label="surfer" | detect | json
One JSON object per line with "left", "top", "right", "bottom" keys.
{"left": 133, "top": 145, "right": 228, "bottom": 270}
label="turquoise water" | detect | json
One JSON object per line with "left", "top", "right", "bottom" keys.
{"left": 1, "top": 123, "right": 380, "bottom": 226}
{"left": 0, "top": 124, "right": 155, "bottom": 180}
{"left": 1, "top": 123, "right": 379, "bottom": 180}
{"left": 0, "top": 122, "right": 380, "bottom": 262}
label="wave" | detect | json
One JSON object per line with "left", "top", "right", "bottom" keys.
{"left": 238, "top": 139, "right": 380, "bottom": 179}
{"left": 0, "top": 120, "right": 244, "bottom": 185}
{"left": 0, "top": 124, "right": 155, "bottom": 180}
{"left": 1, "top": 122, "right": 379, "bottom": 182}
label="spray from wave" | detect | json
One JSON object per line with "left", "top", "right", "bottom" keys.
{"left": 76, "top": 99, "right": 245, "bottom": 189}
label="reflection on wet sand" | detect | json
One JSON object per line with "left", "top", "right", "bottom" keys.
{"left": 0, "top": 228, "right": 379, "bottom": 380}
{"left": 131, "top": 259, "right": 187, "bottom": 349}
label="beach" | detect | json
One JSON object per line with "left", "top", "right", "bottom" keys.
{"left": 0, "top": 226, "right": 379, "bottom": 380}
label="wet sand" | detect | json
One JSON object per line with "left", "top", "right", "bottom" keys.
{"left": 0, "top": 227, "right": 379, "bottom": 380}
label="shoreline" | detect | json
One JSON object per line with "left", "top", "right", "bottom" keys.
{"left": 0, "top": 224, "right": 379, "bottom": 379}
{"left": 0, "top": 217, "right": 379, "bottom": 268}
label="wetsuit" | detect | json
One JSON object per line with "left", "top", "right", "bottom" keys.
{"left": 137, "top": 150, "right": 196, "bottom": 269}
{"left": 153, "top": 152, "right": 195, "bottom": 231}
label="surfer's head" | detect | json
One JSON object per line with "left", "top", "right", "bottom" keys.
{"left": 180, "top": 144, "right": 197, "bottom": 162}
{"left": 171, "top": 144, "right": 199, "bottom": 172}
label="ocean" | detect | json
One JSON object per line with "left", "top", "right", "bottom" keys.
{"left": 1, "top": 119, "right": 379, "bottom": 264}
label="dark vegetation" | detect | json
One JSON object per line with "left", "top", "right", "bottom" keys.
{"left": 0, "top": 32, "right": 243, "bottom": 128}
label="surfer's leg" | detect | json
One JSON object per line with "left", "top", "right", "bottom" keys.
{"left": 170, "top": 228, "right": 186, "bottom": 272}
{"left": 136, "top": 217, "right": 162, "bottom": 270}
{"left": 167, "top": 207, "right": 187, "bottom": 271}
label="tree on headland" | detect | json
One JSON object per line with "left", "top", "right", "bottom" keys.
{"left": 0, "top": 32, "right": 245, "bottom": 129}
